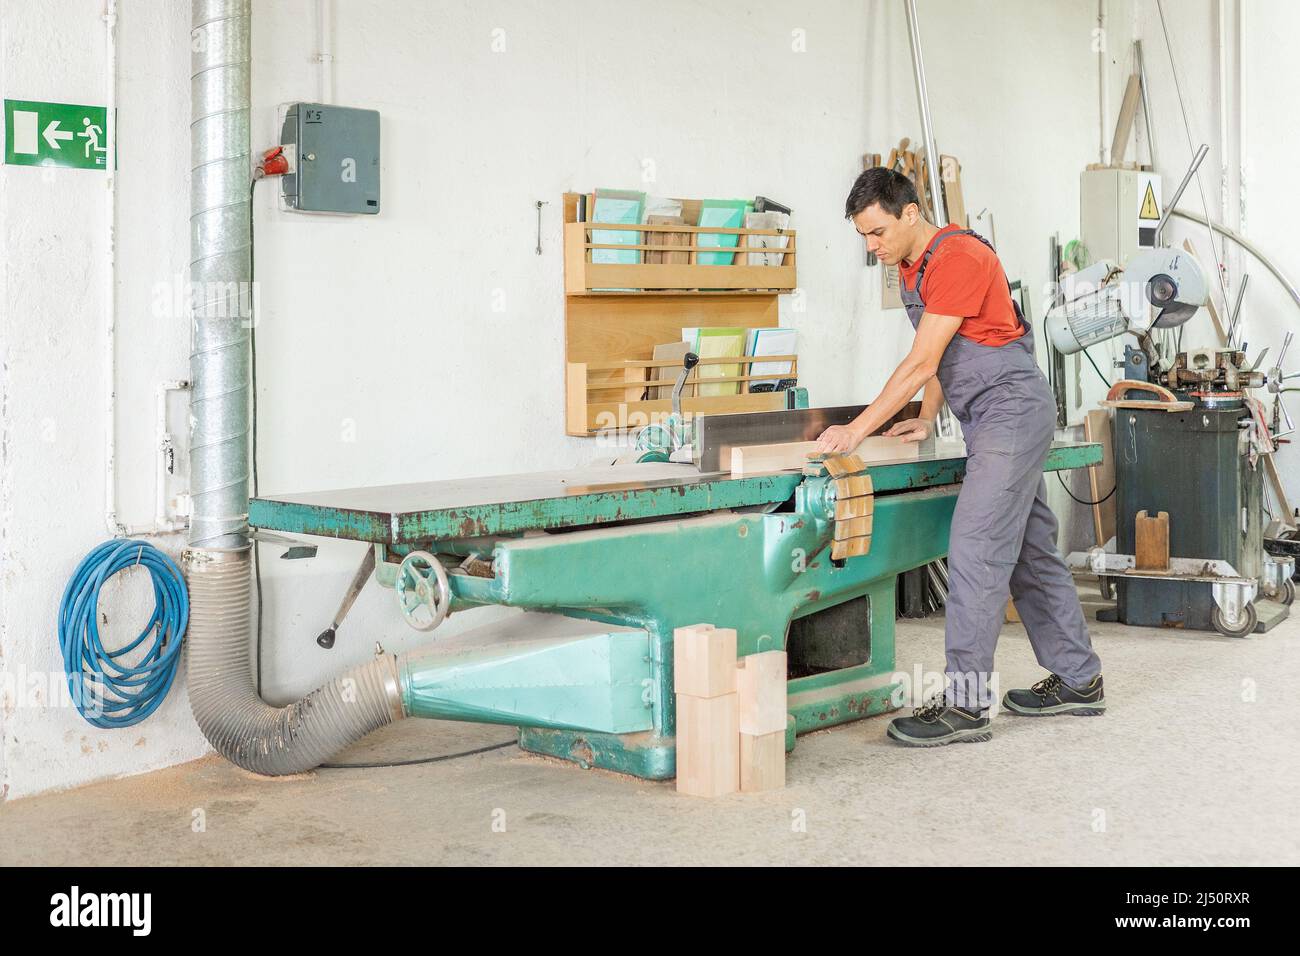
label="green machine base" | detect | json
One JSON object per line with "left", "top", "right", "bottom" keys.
{"left": 251, "top": 438, "right": 1100, "bottom": 781}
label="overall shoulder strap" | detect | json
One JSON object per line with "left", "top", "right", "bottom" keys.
{"left": 911, "top": 229, "right": 1025, "bottom": 330}
{"left": 911, "top": 228, "right": 975, "bottom": 291}
{"left": 946, "top": 229, "right": 1017, "bottom": 298}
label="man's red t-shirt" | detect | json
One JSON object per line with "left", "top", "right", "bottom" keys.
{"left": 898, "top": 224, "right": 1024, "bottom": 346}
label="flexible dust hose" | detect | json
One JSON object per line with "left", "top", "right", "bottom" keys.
{"left": 185, "top": 548, "right": 405, "bottom": 775}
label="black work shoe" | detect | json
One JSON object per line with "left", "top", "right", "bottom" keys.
{"left": 1002, "top": 673, "right": 1106, "bottom": 716}
{"left": 886, "top": 696, "right": 992, "bottom": 747}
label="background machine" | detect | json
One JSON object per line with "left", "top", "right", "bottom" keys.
{"left": 1047, "top": 244, "right": 1296, "bottom": 636}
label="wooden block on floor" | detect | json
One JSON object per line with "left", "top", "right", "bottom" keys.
{"left": 1134, "top": 509, "right": 1170, "bottom": 571}
{"left": 1005, "top": 598, "right": 1021, "bottom": 623}
{"left": 676, "top": 692, "right": 739, "bottom": 797}
{"left": 735, "top": 650, "right": 787, "bottom": 735}
{"left": 739, "top": 730, "right": 785, "bottom": 792}
{"left": 673, "top": 623, "right": 737, "bottom": 698}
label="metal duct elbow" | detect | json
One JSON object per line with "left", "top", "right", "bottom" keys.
{"left": 185, "top": 1, "right": 405, "bottom": 774}
{"left": 185, "top": 549, "right": 403, "bottom": 775}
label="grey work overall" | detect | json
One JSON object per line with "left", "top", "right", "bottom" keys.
{"left": 900, "top": 230, "right": 1101, "bottom": 710}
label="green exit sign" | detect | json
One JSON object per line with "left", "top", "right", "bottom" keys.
{"left": 5, "top": 99, "right": 110, "bottom": 170}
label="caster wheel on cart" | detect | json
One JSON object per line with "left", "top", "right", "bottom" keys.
{"left": 1281, "top": 579, "right": 1296, "bottom": 607}
{"left": 1211, "top": 602, "right": 1258, "bottom": 638}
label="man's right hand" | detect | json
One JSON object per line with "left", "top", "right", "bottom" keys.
{"left": 884, "top": 417, "right": 933, "bottom": 443}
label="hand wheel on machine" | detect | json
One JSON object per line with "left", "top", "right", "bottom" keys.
{"left": 394, "top": 550, "right": 452, "bottom": 632}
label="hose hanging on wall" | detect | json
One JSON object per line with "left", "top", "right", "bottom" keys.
{"left": 57, "top": 539, "right": 189, "bottom": 728}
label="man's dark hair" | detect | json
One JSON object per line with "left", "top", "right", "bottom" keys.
{"left": 844, "top": 167, "right": 921, "bottom": 220}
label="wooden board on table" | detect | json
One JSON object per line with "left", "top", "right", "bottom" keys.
{"left": 856, "top": 435, "right": 922, "bottom": 462}
{"left": 731, "top": 440, "right": 819, "bottom": 476}
{"left": 729, "top": 435, "right": 919, "bottom": 476}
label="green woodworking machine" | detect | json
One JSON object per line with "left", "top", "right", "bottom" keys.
{"left": 249, "top": 405, "right": 1101, "bottom": 779}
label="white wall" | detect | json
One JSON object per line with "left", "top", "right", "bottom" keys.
{"left": 1, "top": 0, "right": 200, "bottom": 802}
{"left": 1, "top": 0, "right": 1131, "bottom": 800}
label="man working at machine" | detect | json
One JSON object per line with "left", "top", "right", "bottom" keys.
{"left": 816, "top": 168, "right": 1105, "bottom": 746}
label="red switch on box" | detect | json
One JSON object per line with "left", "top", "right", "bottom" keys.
{"left": 261, "top": 146, "right": 289, "bottom": 176}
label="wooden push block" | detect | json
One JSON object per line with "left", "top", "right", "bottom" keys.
{"left": 1134, "top": 510, "right": 1170, "bottom": 571}
{"left": 672, "top": 624, "right": 737, "bottom": 698}
{"left": 676, "top": 692, "right": 739, "bottom": 797}
{"left": 739, "top": 730, "right": 785, "bottom": 792}
{"left": 735, "top": 650, "right": 788, "bottom": 735}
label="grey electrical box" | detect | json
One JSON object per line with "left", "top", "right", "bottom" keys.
{"left": 279, "top": 103, "right": 380, "bottom": 215}
{"left": 1080, "top": 168, "right": 1160, "bottom": 265}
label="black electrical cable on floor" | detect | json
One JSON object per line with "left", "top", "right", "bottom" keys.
{"left": 1056, "top": 470, "right": 1116, "bottom": 506}
{"left": 320, "top": 740, "right": 517, "bottom": 770}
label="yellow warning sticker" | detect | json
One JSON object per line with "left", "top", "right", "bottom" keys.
{"left": 1139, "top": 182, "right": 1160, "bottom": 220}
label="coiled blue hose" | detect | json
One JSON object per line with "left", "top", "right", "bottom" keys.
{"left": 57, "top": 540, "right": 189, "bottom": 728}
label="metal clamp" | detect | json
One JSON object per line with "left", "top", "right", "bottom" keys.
{"left": 1262, "top": 554, "right": 1296, "bottom": 600}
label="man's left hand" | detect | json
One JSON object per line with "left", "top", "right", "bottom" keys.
{"left": 884, "top": 417, "right": 933, "bottom": 443}
{"left": 815, "top": 424, "right": 865, "bottom": 454}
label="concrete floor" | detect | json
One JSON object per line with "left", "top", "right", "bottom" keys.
{"left": 2, "top": 589, "right": 1297, "bottom": 866}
